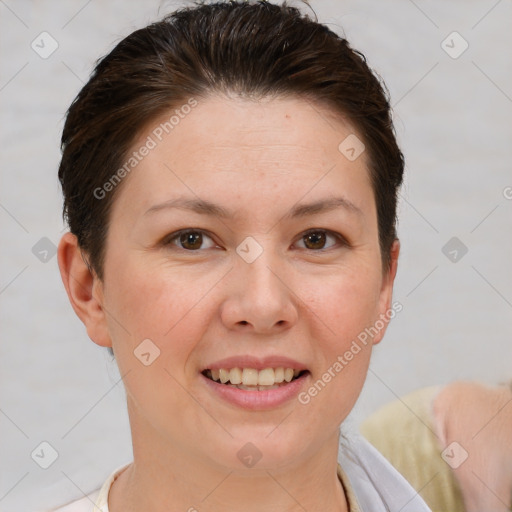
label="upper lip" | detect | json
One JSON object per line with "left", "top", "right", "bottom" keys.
{"left": 203, "top": 355, "right": 308, "bottom": 371}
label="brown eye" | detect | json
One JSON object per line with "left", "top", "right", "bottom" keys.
{"left": 296, "top": 229, "right": 343, "bottom": 251}
{"left": 180, "top": 231, "right": 203, "bottom": 250}
{"left": 304, "top": 231, "right": 327, "bottom": 250}
{"left": 165, "top": 229, "right": 216, "bottom": 251}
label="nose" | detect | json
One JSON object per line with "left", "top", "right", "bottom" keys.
{"left": 220, "top": 249, "right": 299, "bottom": 334}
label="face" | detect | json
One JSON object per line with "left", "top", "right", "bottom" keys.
{"left": 84, "top": 95, "right": 398, "bottom": 471}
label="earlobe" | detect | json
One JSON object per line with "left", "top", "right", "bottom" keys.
{"left": 372, "top": 238, "right": 400, "bottom": 346}
{"left": 57, "top": 232, "right": 112, "bottom": 348}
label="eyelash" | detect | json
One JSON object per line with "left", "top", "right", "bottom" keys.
{"left": 162, "top": 228, "right": 349, "bottom": 252}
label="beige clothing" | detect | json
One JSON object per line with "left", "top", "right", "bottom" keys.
{"left": 360, "top": 385, "right": 465, "bottom": 512}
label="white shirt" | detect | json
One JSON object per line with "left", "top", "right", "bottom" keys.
{"left": 51, "top": 434, "right": 431, "bottom": 512}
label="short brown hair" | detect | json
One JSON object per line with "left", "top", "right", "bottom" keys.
{"left": 59, "top": 0, "right": 404, "bottom": 281}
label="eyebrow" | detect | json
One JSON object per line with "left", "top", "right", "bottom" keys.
{"left": 144, "top": 196, "right": 363, "bottom": 219}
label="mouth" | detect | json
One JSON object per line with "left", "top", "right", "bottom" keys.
{"left": 201, "top": 367, "right": 309, "bottom": 391}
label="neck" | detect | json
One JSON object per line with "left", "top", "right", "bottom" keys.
{"left": 109, "top": 401, "right": 348, "bottom": 512}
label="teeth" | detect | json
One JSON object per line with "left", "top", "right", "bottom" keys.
{"left": 206, "top": 367, "right": 304, "bottom": 386}
{"left": 242, "top": 368, "right": 259, "bottom": 386}
{"left": 227, "top": 383, "right": 281, "bottom": 391}
{"left": 229, "top": 367, "right": 242, "bottom": 385}
{"left": 258, "top": 368, "right": 275, "bottom": 386}
{"left": 259, "top": 384, "right": 279, "bottom": 391}
{"left": 219, "top": 369, "right": 230, "bottom": 384}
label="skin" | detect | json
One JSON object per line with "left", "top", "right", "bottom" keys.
{"left": 58, "top": 95, "right": 400, "bottom": 512}
{"left": 433, "top": 381, "right": 512, "bottom": 512}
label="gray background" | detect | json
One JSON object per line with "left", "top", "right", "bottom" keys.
{"left": 1, "top": 0, "right": 511, "bottom": 510}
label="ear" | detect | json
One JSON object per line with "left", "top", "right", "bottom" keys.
{"left": 57, "top": 232, "right": 112, "bottom": 348}
{"left": 372, "top": 238, "right": 400, "bottom": 345}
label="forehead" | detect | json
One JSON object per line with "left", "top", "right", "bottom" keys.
{"left": 110, "top": 94, "right": 373, "bottom": 223}
{"left": 158, "top": 95, "right": 361, "bottom": 162}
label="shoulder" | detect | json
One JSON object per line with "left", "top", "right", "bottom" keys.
{"left": 360, "top": 386, "right": 444, "bottom": 472}
{"left": 361, "top": 386, "right": 442, "bottom": 436}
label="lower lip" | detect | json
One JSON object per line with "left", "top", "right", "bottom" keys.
{"left": 200, "top": 372, "right": 310, "bottom": 410}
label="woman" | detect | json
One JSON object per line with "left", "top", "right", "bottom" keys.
{"left": 54, "top": 1, "right": 431, "bottom": 510}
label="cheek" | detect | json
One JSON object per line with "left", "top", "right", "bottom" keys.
{"left": 300, "top": 268, "right": 380, "bottom": 405}
{"left": 307, "top": 268, "right": 382, "bottom": 342}
{"left": 101, "top": 263, "right": 212, "bottom": 414}
{"left": 102, "top": 258, "right": 214, "bottom": 362}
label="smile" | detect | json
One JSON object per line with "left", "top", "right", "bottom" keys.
{"left": 200, "top": 368, "right": 310, "bottom": 410}
{"left": 202, "top": 367, "right": 308, "bottom": 391}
